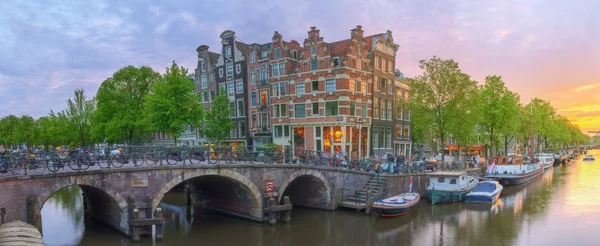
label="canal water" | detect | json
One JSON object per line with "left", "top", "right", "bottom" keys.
{"left": 41, "top": 150, "right": 600, "bottom": 246}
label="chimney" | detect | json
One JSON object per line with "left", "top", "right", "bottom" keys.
{"left": 352, "top": 25, "right": 364, "bottom": 40}
{"left": 308, "top": 26, "right": 320, "bottom": 41}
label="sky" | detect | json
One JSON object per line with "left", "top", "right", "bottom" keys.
{"left": 0, "top": 0, "right": 598, "bottom": 135}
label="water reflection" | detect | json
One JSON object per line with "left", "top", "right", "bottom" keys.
{"left": 39, "top": 150, "right": 600, "bottom": 245}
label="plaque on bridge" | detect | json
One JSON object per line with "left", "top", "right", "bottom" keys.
{"left": 132, "top": 178, "right": 149, "bottom": 187}
{"left": 265, "top": 180, "right": 275, "bottom": 193}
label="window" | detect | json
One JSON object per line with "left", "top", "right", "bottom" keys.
{"left": 381, "top": 79, "right": 386, "bottom": 93}
{"left": 260, "top": 90, "right": 267, "bottom": 106}
{"left": 387, "top": 127, "right": 392, "bottom": 148}
{"left": 226, "top": 46, "right": 232, "bottom": 57}
{"left": 379, "top": 128, "right": 384, "bottom": 149}
{"left": 227, "top": 82, "right": 234, "bottom": 96}
{"left": 272, "top": 64, "right": 279, "bottom": 76}
{"left": 361, "top": 103, "right": 367, "bottom": 117}
{"left": 361, "top": 82, "right": 367, "bottom": 93}
{"left": 239, "top": 122, "right": 246, "bottom": 137}
{"left": 377, "top": 56, "right": 381, "bottom": 68}
{"left": 311, "top": 46, "right": 316, "bottom": 55}
{"left": 273, "top": 104, "right": 287, "bottom": 117}
{"left": 230, "top": 124, "right": 237, "bottom": 138}
{"left": 374, "top": 99, "right": 379, "bottom": 118}
{"left": 273, "top": 83, "right": 286, "bottom": 96}
{"left": 388, "top": 80, "right": 393, "bottom": 94}
{"left": 316, "top": 140, "right": 322, "bottom": 152}
{"left": 312, "top": 81, "right": 319, "bottom": 91}
{"left": 284, "top": 125, "right": 290, "bottom": 137}
{"left": 383, "top": 128, "right": 387, "bottom": 148}
{"left": 209, "top": 74, "right": 214, "bottom": 82}
{"left": 382, "top": 99, "right": 387, "bottom": 119}
{"left": 251, "top": 72, "right": 256, "bottom": 85}
{"left": 316, "top": 127, "right": 321, "bottom": 137}
{"left": 310, "top": 59, "right": 318, "bottom": 71}
{"left": 325, "top": 101, "right": 338, "bottom": 116}
{"left": 251, "top": 92, "right": 256, "bottom": 107}
{"left": 275, "top": 48, "right": 281, "bottom": 58}
{"left": 260, "top": 114, "right": 269, "bottom": 128}
{"left": 261, "top": 50, "right": 268, "bottom": 59}
{"left": 279, "top": 63, "right": 285, "bottom": 75}
{"left": 387, "top": 101, "right": 392, "bottom": 120}
{"left": 226, "top": 63, "right": 233, "bottom": 76}
{"left": 385, "top": 59, "right": 388, "bottom": 72}
{"left": 333, "top": 57, "right": 340, "bottom": 66}
{"left": 375, "top": 76, "right": 380, "bottom": 91}
{"left": 398, "top": 102, "right": 403, "bottom": 119}
{"left": 450, "top": 179, "right": 457, "bottom": 184}
{"left": 274, "top": 126, "right": 283, "bottom": 137}
{"left": 312, "top": 102, "right": 319, "bottom": 115}
{"left": 202, "top": 91, "right": 208, "bottom": 103}
{"left": 294, "top": 104, "right": 306, "bottom": 118}
{"left": 373, "top": 127, "right": 379, "bottom": 148}
{"left": 250, "top": 51, "right": 255, "bottom": 63}
{"left": 326, "top": 79, "right": 335, "bottom": 92}
{"left": 349, "top": 79, "right": 355, "bottom": 92}
{"left": 201, "top": 61, "right": 206, "bottom": 72}
{"left": 237, "top": 101, "right": 245, "bottom": 117}
{"left": 201, "top": 75, "right": 207, "bottom": 89}
{"left": 404, "top": 125, "right": 410, "bottom": 138}
{"left": 296, "top": 83, "right": 305, "bottom": 95}
{"left": 260, "top": 67, "right": 268, "bottom": 85}
{"left": 229, "top": 102, "right": 236, "bottom": 117}
{"left": 438, "top": 177, "right": 445, "bottom": 183}
{"left": 219, "top": 84, "right": 226, "bottom": 94}
{"left": 292, "top": 50, "right": 297, "bottom": 59}
{"left": 236, "top": 80, "right": 243, "bottom": 94}
{"left": 350, "top": 102, "right": 356, "bottom": 116}
{"left": 210, "top": 90, "right": 216, "bottom": 101}
{"left": 396, "top": 125, "right": 402, "bottom": 138}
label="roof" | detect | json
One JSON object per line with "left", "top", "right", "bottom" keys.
{"left": 328, "top": 39, "right": 351, "bottom": 57}
{"left": 235, "top": 41, "right": 249, "bottom": 54}
{"left": 208, "top": 52, "right": 220, "bottom": 64}
{"left": 428, "top": 171, "right": 468, "bottom": 177}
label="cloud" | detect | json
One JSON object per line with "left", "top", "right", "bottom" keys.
{"left": 573, "top": 84, "right": 598, "bottom": 92}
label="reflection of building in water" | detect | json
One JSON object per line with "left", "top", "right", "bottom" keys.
{"left": 158, "top": 202, "right": 194, "bottom": 235}
{"left": 543, "top": 168, "right": 554, "bottom": 185}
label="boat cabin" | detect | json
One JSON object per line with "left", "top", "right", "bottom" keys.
{"left": 428, "top": 172, "right": 476, "bottom": 191}
{"left": 493, "top": 156, "right": 524, "bottom": 166}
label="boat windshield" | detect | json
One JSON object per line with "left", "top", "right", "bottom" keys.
{"left": 473, "top": 183, "right": 497, "bottom": 193}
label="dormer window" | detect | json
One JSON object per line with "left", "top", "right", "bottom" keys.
{"left": 275, "top": 48, "right": 281, "bottom": 58}
{"left": 333, "top": 57, "right": 340, "bottom": 67}
{"left": 250, "top": 51, "right": 256, "bottom": 63}
{"left": 261, "top": 50, "right": 268, "bottom": 59}
{"left": 201, "top": 61, "right": 206, "bottom": 72}
{"left": 311, "top": 46, "right": 316, "bottom": 55}
{"left": 292, "top": 50, "right": 297, "bottom": 59}
{"left": 226, "top": 46, "right": 232, "bottom": 57}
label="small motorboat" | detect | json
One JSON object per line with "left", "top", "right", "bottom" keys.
{"left": 374, "top": 176, "right": 419, "bottom": 217}
{"left": 465, "top": 181, "right": 503, "bottom": 204}
{"left": 373, "top": 193, "right": 420, "bottom": 217}
{"left": 583, "top": 155, "right": 595, "bottom": 161}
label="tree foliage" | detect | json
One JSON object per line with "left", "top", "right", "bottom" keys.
{"left": 64, "top": 89, "right": 95, "bottom": 147}
{"left": 145, "top": 61, "right": 203, "bottom": 144}
{"left": 93, "top": 65, "right": 161, "bottom": 145}
{"left": 203, "top": 88, "right": 233, "bottom": 145}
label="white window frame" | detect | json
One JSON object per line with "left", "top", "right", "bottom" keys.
{"left": 226, "top": 63, "right": 233, "bottom": 77}
{"left": 296, "top": 83, "right": 305, "bottom": 95}
{"left": 226, "top": 46, "right": 232, "bottom": 57}
{"left": 236, "top": 80, "right": 243, "bottom": 94}
{"left": 201, "top": 61, "right": 206, "bottom": 72}
{"left": 251, "top": 72, "right": 256, "bottom": 85}
{"left": 250, "top": 51, "right": 255, "bottom": 63}
{"left": 326, "top": 79, "right": 335, "bottom": 92}
{"left": 272, "top": 64, "right": 279, "bottom": 77}
{"left": 275, "top": 47, "right": 281, "bottom": 58}
{"left": 201, "top": 75, "right": 207, "bottom": 89}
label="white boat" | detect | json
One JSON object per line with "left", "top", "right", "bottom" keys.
{"left": 425, "top": 171, "right": 479, "bottom": 204}
{"left": 486, "top": 155, "right": 544, "bottom": 186}
{"left": 373, "top": 193, "right": 420, "bottom": 217}
{"left": 583, "top": 155, "right": 595, "bottom": 161}
{"left": 534, "top": 153, "right": 554, "bottom": 170}
{"left": 465, "top": 181, "right": 503, "bottom": 204}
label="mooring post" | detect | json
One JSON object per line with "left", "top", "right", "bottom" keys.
{"left": 185, "top": 184, "right": 192, "bottom": 205}
{"left": 282, "top": 196, "right": 291, "bottom": 223}
{"left": 268, "top": 198, "right": 276, "bottom": 225}
{"left": 132, "top": 209, "right": 141, "bottom": 242}
{"left": 154, "top": 208, "right": 164, "bottom": 241}
{"left": 144, "top": 196, "right": 153, "bottom": 236}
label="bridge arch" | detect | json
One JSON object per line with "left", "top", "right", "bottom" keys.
{"left": 37, "top": 178, "right": 129, "bottom": 234}
{"left": 278, "top": 170, "right": 333, "bottom": 209}
{"left": 155, "top": 169, "right": 263, "bottom": 221}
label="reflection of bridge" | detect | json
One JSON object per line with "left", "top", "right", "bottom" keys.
{"left": 0, "top": 164, "right": 382, "bottom": 240}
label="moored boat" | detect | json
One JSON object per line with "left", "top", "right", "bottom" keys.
{"left": 535, "top": 153, "right": 554, "bottom": 170}
{"left": 374, "top": 177, "right": 420, "bottom": 217}
{"left": 465, "top": 181, "right": 503, "bottom": 204}
{"left": 583, "top": 155, "right": 595, "bottom": 161}
{"left": 485, "top": 155, "right": 544, "bottom": 186}
{"left": 425, "top": 171, "right": 478, "bottom": 205}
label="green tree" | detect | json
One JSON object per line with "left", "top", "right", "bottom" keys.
{"left": 15, "top": 115, "right": 35, "bottom": 146}
{"left": 203, "top": 88, "right": 233, "bottom": 145}
{"left": 64, "top": 89, "right": 95, "bottom": 147}
{"left": 93, "top": 65, "right": 161, "bottom": 145}
{"left": 479, "top": 75, "right": 521, "bottom": 156}
{"left": 408, "top": 56, "right": 478, "bottom": 163}
{"left": 0, "top": 115, "right": 19, "bottom": 146}
{"left": 145, "top": 61, "right": 203, "bottom": 145}
{"left": 447, "top": 85, "right": 481, "bottom": 159}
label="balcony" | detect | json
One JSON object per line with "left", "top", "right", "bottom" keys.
{"left": 259, "top": 105, "right": 269, "bottom": 111}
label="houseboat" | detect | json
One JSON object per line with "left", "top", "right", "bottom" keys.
{"left": 534, "top": 153, "right": 554, "bottom": 170}
{"left": 425, "top": 171, "right": 478, "bottom": 205}
{"left": 485, "top": 155, "right": 544, "bottom": 186}
{"left": 465, "top": 181, "right": 503, "bottom": 204}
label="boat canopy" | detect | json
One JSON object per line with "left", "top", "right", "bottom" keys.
{"left": 430, "top": 171, "right": 468, "bottom": 177}
{"left": 494, "top": 156, "right": 524, "bottom": 165}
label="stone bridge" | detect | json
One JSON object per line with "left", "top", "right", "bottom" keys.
{"left": 0, "top": 164, "right": 379, "bottom": 238}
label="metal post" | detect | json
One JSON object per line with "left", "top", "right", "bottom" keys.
{"left": 1, "top": 207, "right": 5, "bottom": 225}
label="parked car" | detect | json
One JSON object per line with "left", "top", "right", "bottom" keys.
{"left": 414, "top": 156, "right": 438, "bottom": 171}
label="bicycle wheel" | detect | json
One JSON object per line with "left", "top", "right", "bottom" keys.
{"left": 68, "top": 157, "right": 82, "bottom": 171}
{"left": 274, "top": 153, "right": 284, "bottom": 164}
{"left": 208, "top": 151, "right": 219, "bottom": 164}
{"left": 97, "top": 156, "right": 110, "bottom": 169}
{"left": 132, "top": 152, "right": 144, "bottom": 167}
{"left": 32, "top": 160, "right": 46, "bottom": 173}
{"left": 111, "top": 156, "right": 125, "bottom": 168}
{"left": 143, "top": 152, "right": 158, "bottom": 166}
{"left": 225, "top": 152, "right": 236, "bottom": 164}
{"left": 165, "top": 152, "right": 179, "bottom": 165}
{"left": 188, "top": 151, "right": 201, "bottom": 165}
{"left": 11, "top": 160, "right": 25, "bottom": 176}
{"left": 79, "top": 156, "right": 92, "bottom": 171}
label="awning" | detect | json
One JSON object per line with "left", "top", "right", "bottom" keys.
{"left": 469, "top": 144, "right": 484, "bottom": 151}
{"left": 447, "top": 144, "right": 458, "bottom": 151}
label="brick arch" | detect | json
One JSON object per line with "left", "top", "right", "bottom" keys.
{"left": 36, "top": 178, "right": 128, "bottom": 214}
{"left": 277, "top": 170, "right": 333, "bottom": 209}
{"left": 154, "top": 169, "right": 263, "bottom": 220}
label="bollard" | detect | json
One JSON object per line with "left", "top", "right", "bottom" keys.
{"left": 282, "top": 196, "right": 291, "bottom": 223}
{"left": 132, "top": 209, "right": 141, "bottom": 242}
{"left": 154, "top": 208, "right": 164, "bottom": 241}
{"left": 268, "top": 198, "right": 276, "bottom": 225}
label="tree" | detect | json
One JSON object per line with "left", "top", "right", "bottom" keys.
{"left": 15, "top": 115, "right": 35, "bottom": 147}
{"left": 203, "top": 88, "right": 233, "bottom": 145}
{"left": 408, "top": 56, "right": 478, "bottom": 164}
{"left": 145, "top": 61, "right": 203, "bottom": 145}
{"left": 447, "top": 85, "right": 481, "bottom": 159}
{"left": 478, "top": 76, "right": 521, "bottom": 156}
{"left": 0, "top": 115, "right": 19, "bottom": 146}
{"left": 64, "top": 89, "right": 95, "bottom": 147}
{"left": 93, "top": 65, "right": 161, "bottom": 145}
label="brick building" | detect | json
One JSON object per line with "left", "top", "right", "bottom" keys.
{"left": 393, "top": 70, "right": 412, "bottom": 157}
{"left": 246, "top": 41, "right": 273, "bottom": 148}
{"left": 194, "top": 45, "right": 221, "bottom": 144}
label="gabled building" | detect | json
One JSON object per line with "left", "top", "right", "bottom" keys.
{"left": 393, "top": 70, "right": 412, "bottom": 157}
{"left": 246, "top": 42, "right": 273, "bottom": 148}
{"left": 195, "top": 45, "right": 221, "bottom": 144}
{"left": 214, "top": 30, "right": 250, "bottom": 149}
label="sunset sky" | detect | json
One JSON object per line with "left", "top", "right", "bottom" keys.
{"left": 0, "top": 0, "right": 598, "bottom": 135}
